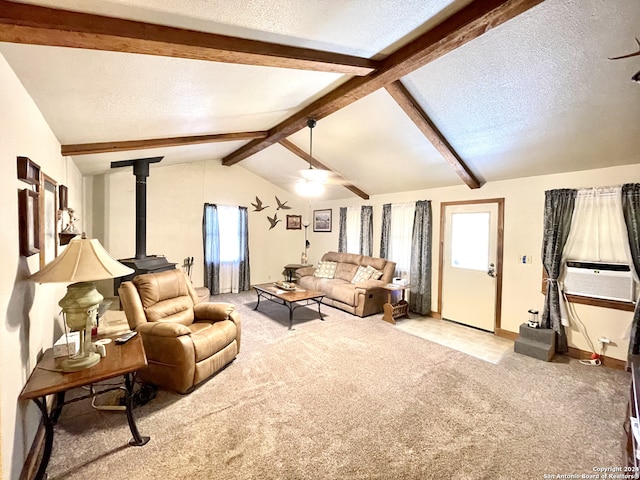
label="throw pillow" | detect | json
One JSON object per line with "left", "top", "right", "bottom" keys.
{"left": 364, "top": 265, "right": 383, "bottom": 280}
{"left": 351, "top": 265, "right": 373, "bottom": 284}
{"left": 314, "top": 261, "right": 337, "bottom": 279}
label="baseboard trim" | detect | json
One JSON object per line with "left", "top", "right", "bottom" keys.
{"left": 430, "top": 311, "right": 442, "bottom": 319}
{"left": 565, "top": 346, "right": 626, "bottom": 370}
{"left": 496, "top": 328, "right": 626, "bottom": 370}
{"left": 495, "top": 328, "right": 518, "bottom": 341}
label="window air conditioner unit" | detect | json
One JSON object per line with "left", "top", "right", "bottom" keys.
{"left": 563, "top": 261, "right": 636, "bottom": 303}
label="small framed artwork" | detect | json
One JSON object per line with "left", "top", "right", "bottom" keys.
{"left": 286, "top": 215, "right": 302, "bottom": 230}
{"left": 18, "top": 188, "right": 40, "bottom": 257}
{"left": 313, "top": 209, "right": 332, "bottom": 232}
{"left": 58, "top": 185, "right": 68, "bottom": 210}
{"left": 41, "top": 176, "right": 58, "bottom": 267}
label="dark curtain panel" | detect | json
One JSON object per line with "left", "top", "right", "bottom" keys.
{"left": 541, "top": 189, "right": 577, "bottom": 353}
{"left": 622, "top": 184, "right": 640, "bottom": 354}
{"left": 360, "top": 206, "right": 373, "bottom": 257}
{"left": 338, "top": 207, "right": 347, "bottom": 253}
{"left": 203, "top": 203, "right": 220, "bottom": 295}
{"left": 380, "top": 203, "right": 391, "bottom": 259}
{"left": 238, "top": 206, "right": 251, "bottom": 292}
{"left": 409, "top": 200, "right": 432, "bottom": 315}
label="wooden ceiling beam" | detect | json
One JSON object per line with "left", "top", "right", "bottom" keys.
{"left": 61, "top": 131, "right": 268, "bottom": 156}
{"left": 0, "top": 0, "right": 377, "bottom": 76}
{"left": 279, "top": 139, "right": 369, "bottom": 200}
{"left": 385, "top": 81, "right": 482, "bottom": 189}
{"left": 223, "top": 0, "right": 543, "bottom": 172}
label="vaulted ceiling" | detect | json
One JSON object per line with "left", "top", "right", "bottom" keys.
{"left": 1, "top": 0, "right": 639, "bottom": 200}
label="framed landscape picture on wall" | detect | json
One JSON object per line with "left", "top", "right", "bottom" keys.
{"left": 286, "top": 215, "right": 302, "bottom": 230}
{"left": 313, "top": 209, "right": 332, "bottom": 232}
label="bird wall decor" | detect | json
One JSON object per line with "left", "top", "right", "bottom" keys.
{"left": 608, "top": 38, "right": 640, "bottom": 83}
{"left": 275, "top": 196, "right": 292, "bottom": 210}
{"left": 267, "top": 212, "right": 281, "bottom": 230}
{"left": 251, "top": 196, "right": 269, "bottom": 211}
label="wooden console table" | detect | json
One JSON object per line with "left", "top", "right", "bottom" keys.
{"left": 19, "top": 333, "right": 150, "bottom": 480}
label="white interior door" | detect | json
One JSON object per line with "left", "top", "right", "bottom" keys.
{"left": 441, "top": 202, "right": 500, "bottom": 332}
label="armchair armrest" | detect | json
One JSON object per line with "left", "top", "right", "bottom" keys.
{"left": 296, "top": 266, "right": 316, "bottom": 278}
{"left": 193, "top": 302, "right": 235, "bottom": 322}
{"left": 136, "top": 322, "right": 191, "bottom": 337}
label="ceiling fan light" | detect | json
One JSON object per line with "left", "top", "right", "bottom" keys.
{"left": 300, "top": 168, "right": 329, "bottom": 182}
{"left": 295, "top": 179, "right": 325, "bottom": 197}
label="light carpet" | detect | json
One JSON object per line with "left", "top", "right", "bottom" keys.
{"left": 46, "top": 291, "right": 630, "bottom": 480}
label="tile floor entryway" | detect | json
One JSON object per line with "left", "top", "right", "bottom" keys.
{"left": 395, "top": 317, "right": 514, "bottom": 364}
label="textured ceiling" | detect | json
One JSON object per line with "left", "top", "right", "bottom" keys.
{"left": 1, "top": 0, "right": 639, "bottom": 200}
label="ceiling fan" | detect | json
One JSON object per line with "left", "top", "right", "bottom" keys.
{"left": 291, "top": 118, "right": 352, "bottom": 197}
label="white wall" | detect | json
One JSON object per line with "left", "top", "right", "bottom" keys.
{"left": 310, "top": 164, "right": 640, "bottom": 361}
{"left": 98, "top": 160, "right": 314, "bottom": 292}
{"left": 0, "top": 54, "right": 85, "bottom": 480}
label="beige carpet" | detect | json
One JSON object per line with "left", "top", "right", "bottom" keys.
{"left": 46, "top": 291, "right": 630, "bottom": 480}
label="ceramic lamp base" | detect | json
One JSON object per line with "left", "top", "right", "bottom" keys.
{"left": 61, "top": 351, "right": 101, "bottom": 372}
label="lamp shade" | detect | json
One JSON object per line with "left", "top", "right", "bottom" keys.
{"left": 30, "top": 235, "right": 134, "bottom": 283}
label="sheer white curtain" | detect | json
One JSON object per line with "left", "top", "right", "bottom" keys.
{"left": 217, "top": 205, "right": 241, "bottom": 293}
{"left": 564, "top": 186, "right": 631, "bottom": 265}
{"left": 560, "top": 186, "right": 634, "bottom": 328}
{"left": 389, "top": 202, "right": 415, "bottom": 278}
{"left": 346, "top": 206, "right": 360, "bottom": 254}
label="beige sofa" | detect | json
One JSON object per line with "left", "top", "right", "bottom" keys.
{"left": 296, "top": 251, "right": 396, "bottom": 317}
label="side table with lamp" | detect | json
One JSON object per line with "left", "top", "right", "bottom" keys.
{"left": 23, "top": 234, "right": 150, "bottom": 480}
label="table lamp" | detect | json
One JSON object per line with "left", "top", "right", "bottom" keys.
{"left": 30, "top": 233, "right": 134, "bottom": 372}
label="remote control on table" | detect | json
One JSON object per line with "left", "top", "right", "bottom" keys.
{"left": 115, "top": 331, "right": 138, "bottom": 344}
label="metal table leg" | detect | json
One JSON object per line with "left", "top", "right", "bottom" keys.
{"left": 33, "top": 397, "right": 54, "bottom": 480}
{"left": 123, "top": 373, "right": 150, "bottom": 446}
{"left": 253, "top": 290, "right": 262, "bottom": 310}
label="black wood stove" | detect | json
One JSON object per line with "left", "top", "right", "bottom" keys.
{"left": 111, "top": 156, "right": 176, "bottom": 292}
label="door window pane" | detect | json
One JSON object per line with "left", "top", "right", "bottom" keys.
{"left": 451, "top": 212, "right": 490, "bottom": 271}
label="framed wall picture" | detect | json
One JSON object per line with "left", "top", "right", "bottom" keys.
{"left": 41, "top": 175, "right": 58, "bottom": 267}
{"left": 58, "top": 184, "right": 68, "bottom": 210}
{"left": 313, "top": 209, "right": 332, "bottom": 232}
{"left": 286, "top": 215, "right": 302, "bottom": 230}
{"left": 18, "top": 188, "right": 40, "bottom": 256}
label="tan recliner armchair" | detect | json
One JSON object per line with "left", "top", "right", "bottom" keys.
{"left": 118, "top": 269, "right": 240, "bottom": 394}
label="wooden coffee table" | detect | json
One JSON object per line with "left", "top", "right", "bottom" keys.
{"left": 253, "top": 283, "right": 325, "bottom": 330}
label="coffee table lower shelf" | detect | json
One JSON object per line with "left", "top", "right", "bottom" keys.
{"left": 253, "top": 283, "right": 325, "bottom": 330}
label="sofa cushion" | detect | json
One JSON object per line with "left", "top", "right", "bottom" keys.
{"left": 351, "top": 265, "right": 373, "bottom": 284}
{"left": 330, "top": 282, "right": 358, "bottom": 306}
{"left": 362, "top": 256, "right": 387, "bottom": 271}
{"left": 335, "top": 262, "right": 358, "bottom": 282}
{"left": 299, "top": 276, "right": 334, "bottom": 292}
{"left": 314, "top": 261, "right": 337, "bottom": 278}
{"left": 365, "top": 265, "right": 383, "bottom": 280}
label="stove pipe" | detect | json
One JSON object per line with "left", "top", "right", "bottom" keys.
{"left": 110, "top": 156, "right": 163, "bottom": 259}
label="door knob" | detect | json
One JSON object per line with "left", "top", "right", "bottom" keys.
{"left": 487, "top": 263, "right": 496, "bottom": 278}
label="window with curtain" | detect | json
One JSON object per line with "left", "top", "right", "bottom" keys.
{"left": 564, "top": 187, "right": 630, "bottom": 264}
{"left": 388, "top": 202, "right": 416, "bottom": 278}
{"left": 542, "top": 186, "right": 637, "bottom": 314}
{"left": 203, "top": 203, "right": 250, "bottom": 295}
{"left": 339, "top": 206, "right": 373, "bottom": 256}
{"left": 346, "top": 206, "right": 360, "bottom": 254}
